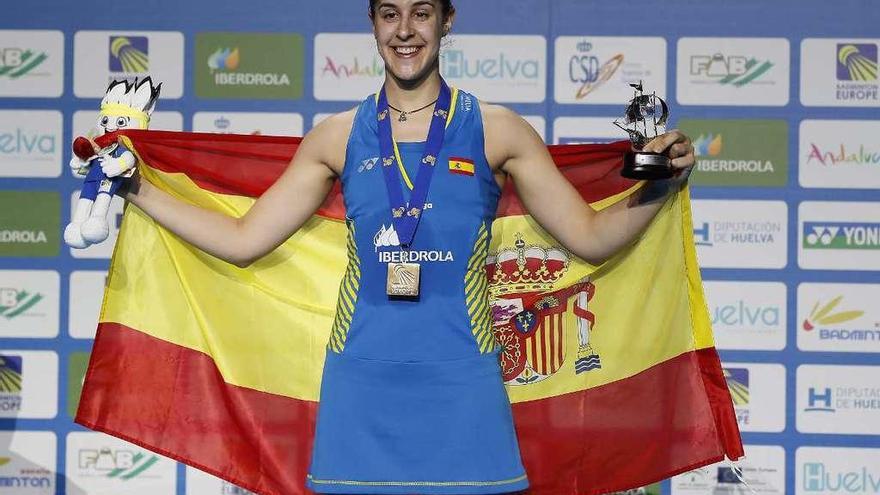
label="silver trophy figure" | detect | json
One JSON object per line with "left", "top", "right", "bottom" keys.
{"left": 613, "top": 81, "right": 673, "bottom": 180}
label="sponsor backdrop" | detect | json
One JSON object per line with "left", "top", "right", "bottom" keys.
{"left": 1, "top": 0, "right": 879, "bottom": 494}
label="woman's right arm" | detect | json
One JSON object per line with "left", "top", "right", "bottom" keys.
{"left": 125, "top": 109, "right": 355, "bottom": 267}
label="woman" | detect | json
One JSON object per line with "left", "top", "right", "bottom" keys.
{"left": 124, "top": 0, "right": 695, "bottom": 492}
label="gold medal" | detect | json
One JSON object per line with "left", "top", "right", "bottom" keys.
{"left": 386, "top": 262, "right": 421, "bottom": 298}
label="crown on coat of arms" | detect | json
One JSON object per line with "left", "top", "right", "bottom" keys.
{"left": 486, "top": 234, "right": 570, "bottom": 297}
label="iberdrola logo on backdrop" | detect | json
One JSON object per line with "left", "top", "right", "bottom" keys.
{"left": 195, "top": 33, "right": 303, "bottom": 100}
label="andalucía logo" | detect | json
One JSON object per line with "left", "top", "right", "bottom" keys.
{"left": 690, "top": 53, "right": 774, "bottom": 87}
{"left": 321, "top": 54, "right": 384, "bottom": 79}
{"left": 568, "top": 40, "right": 624, "bottom": 100}
{"left": 195, "top": 33, "right": 304, "bottom": 99}
{"left": 803, "top": 222, "right": 880, "bottom": 250}
{"left": 805, "top": 142, "right": 880, "bottom": 166}
{"left": 109, "top": 36, "right": 149, "bottom": 73}
{"left": 78, "top": 448, "right": 160, "bottom": 480}
{"left": 0, "top": 287, "right": 43, "bottom": 320}
{"left": 0, "top": 47, "right": 48, "bottom": 79}
{"left": 837, "top": 43, "right": 878, "bottom": 81}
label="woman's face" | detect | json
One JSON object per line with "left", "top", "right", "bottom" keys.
{"left": 371, "top": 0, "right": 451, "bottom": 85}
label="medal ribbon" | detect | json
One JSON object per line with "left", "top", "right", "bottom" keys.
{"left": 377, "top": 79, "right": 452, "bottom": 248}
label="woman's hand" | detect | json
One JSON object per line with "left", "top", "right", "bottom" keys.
{"left": 641, "top": 129, "right": 696, "bottom": 174}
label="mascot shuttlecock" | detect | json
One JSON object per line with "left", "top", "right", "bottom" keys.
{"left": 64, "top": 76, "right": 161, "bottom": 248}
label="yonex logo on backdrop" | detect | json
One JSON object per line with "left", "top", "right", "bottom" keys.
{"left": 803, "top": 222, "right": 880, "bottom": 250}
{"left": 689, "top": 53, "right": 774, "bottom": 87}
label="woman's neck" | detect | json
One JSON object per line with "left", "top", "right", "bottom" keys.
{"left": 383, "top": 69, "right": 442, "bottom": 111}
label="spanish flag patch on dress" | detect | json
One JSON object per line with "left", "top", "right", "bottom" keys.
{"left": 448, "top": 157, "right": 474, "bottom": 176}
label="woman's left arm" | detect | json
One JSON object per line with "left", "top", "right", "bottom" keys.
{"left": 483, "top": 104, "right": 694, "bottom": 266}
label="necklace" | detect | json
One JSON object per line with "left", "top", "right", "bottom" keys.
{"left": 387, "top": 98, "right": 439, "bottom": 122}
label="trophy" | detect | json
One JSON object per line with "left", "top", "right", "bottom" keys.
{"left": 613, "top": 81, "right": 673, "bottom": 180}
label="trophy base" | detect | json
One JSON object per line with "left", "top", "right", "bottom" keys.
{"left": 622, "top": 151, "right": 674, "bottom": 180}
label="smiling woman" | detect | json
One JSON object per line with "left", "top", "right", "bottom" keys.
{"left": 109, "top": 0, "right": 706, "bottom": 493}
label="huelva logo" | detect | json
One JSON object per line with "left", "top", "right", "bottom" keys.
{"left": 802, "top": 296, "right": 864, "bottom": 331}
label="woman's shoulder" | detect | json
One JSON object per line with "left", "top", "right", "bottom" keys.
{"left": 300, "top": 106, "right": 360, "bottom": 174}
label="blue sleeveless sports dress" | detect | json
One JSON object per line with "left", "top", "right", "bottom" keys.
{"left": 305, "top": 89, "right": 529, "bottom": 494}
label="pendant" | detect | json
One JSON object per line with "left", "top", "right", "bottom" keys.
{"left": 386, "top": 262, "right": 420, "bottom": 298}
{"left": 398, "top": 111, "right": 407, "bottom": 122}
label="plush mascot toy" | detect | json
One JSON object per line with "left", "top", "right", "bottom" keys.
{"left": 64, "top": 77, "right": 161, "bottom": 248}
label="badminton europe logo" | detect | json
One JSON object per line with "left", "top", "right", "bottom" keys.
{"left": 108, "top": 36, "right": 149, "bottom": 73}
{"left": 834, "top": 42, "right": 879, "bottom": 102}
{"left": 837, "top": 44, "right": 878, "bottom": 82}
{"left": 0, "top": 355, "right": 22, "bottom": 414}
{"left": 724, "top": 367, "right": 750, "bottom": 426}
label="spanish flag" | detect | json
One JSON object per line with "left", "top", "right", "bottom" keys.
{"left": 76, "top": 130, "right": 743, "bottom": 495}
{"left": 448, "top": 157, "right": 475, "bottom": 176}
